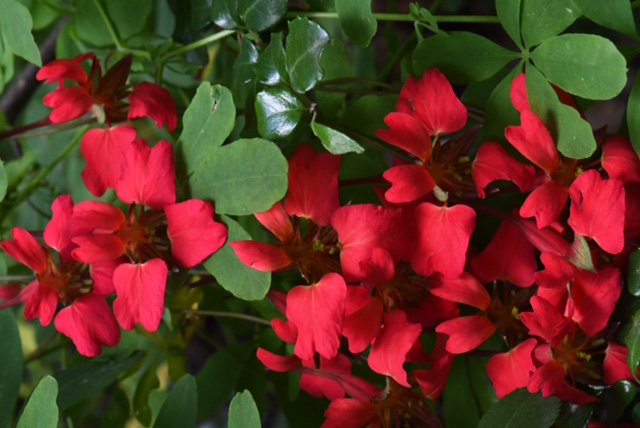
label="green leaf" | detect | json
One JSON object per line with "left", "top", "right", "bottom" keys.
{"left": 238, "top": 0, "right": 287, "bottom": 32}
{"left": 154, "top": 375, "right": 197, "bottom": 428}
{"left": 496, "top": 0, "right": 523, "bottom": 50}
{"left": 232, "top": 37, "right": 259, "bottom": 106}
{"left": 0, "top": 310, "right": 22, "bottom": 428}
{"left": 478, "top": 388, "right": 560, "bottom": 428}
{"left": 413, "top": 32, "right": 519, "bottom": 84}
{"left": 74, "top": 0, "right": 112, "bottom": 47}
{"left": 133, "top": 358, "right": 160, "bottom": 425}
{"left": 229, "top": 390, "right": 261, "bottom": 428}
{"left": 211, "top": 0, "right": 240, "bottom": 29}
{"left": 479, "top": 65, "right": 523, "bottom": 143}
{"left": 55, "top": 352, "right": 144, "bottom": 410}
{"left": 531, "top": 34, "right": 627, "bottom": 100}
{"left": 443, "top": 357, "right": 481, "bottom": 427}
{"left": 285, "top": 17, "right": 331, "bottom": 93}
{"left": 171, "top": 0, "right": 213, "bottom": 45}
{"left": 177, "top": 83, "right": 235, "bottom": 190}
{"left": 572, "top": 0, "right": 636, "bottom": 38}
{"left": 189, "top": 138, "right": 288, "bottom": 215}
{"left": 256, "top": 32, "right": 287, "bottom": 86}
{"left": 627, "top": 70, "right": 640, "bottom": 157}
{"left": 555, "top": 401, "right": 594, "bottom": 428}
{"left": 0, "top": 158, "right": 6, "bottom": 204}
{"left": 255, "top": 87, "right": 306, "bottom": 140}
{"left": 106, "top": 0, "right": 152, "bottom": 39}
{"left": 17, "top": 376, "right": 59, "bottom": 428}
{"left": 629, "top": 250, "right": 640, "bottom": 296}
{"left": 601, "top": 381, "right": 636, "bottom": 424}
{"left": 0, "top": 0, "right": 41, "bottom": 65}
{"left": 105, "top": 387, "right": 131, "bottom": 428}
{"left": 311, "top": 121, "right": 364, "bottom": 155}
{"left": 204, "top": 215, "right": 271, "bottom": 300}
{"left": 197, "top": 343, "right": 251, "bottom": 419}
{"left": 335, "top": 0, "right": 377, "bottom": 48}
{"left": 626, "top": 309, "right": 640, "bottom": 383}
{"left": 521, "top": 0, "right": 580, "bottom": 48}
{"left": 526, "top": 64, "right": 596, "bottom": 159}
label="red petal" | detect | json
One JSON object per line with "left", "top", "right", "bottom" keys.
{"left": 36, "top": 57, "right": 89, "bottom": 85}
{"left": 359, "top": 247, "right": 395, "bottom": 286}
{"left": 430, "top": 272, "right": 491, "bottom": 309}
{"left": 436, "top": 315, "right": 496, "bottom": 354}
{"left": 528, "top": 360, "right": 597, "bottom": 405}
{"left": 487, "top": 338, "right": 537, "bottom": 398}
{"left": 568, "top": 170, "right": 625, "bottom": 254}
{"left": 255, "top": 202, "right": 294, "bottom": 243}
{"left": 54, "top": 294, "right": 121, "bottom": 357}
{"left": 331, "top": 204, "right": 402, "bottom": 281}
{"left": 520, "top": 180, "right": 569, "bottom": 229}
{"left": 409, "top": 68, "right": 468, "bottom": 136}
{"left": 343, "top": 297, "right": 384, "bottom": 354}
{"left": 410, "top": 202, "right": 476, "bottom": 278}
{"left": 90, "top": 258, "right": 122, "bottom": 295}
{"left": 603, "top": 341, "right": 634, "bottom": 385}
{"left": 286, "top": 273, "right": 347, "bottom": 360}
{"left": 376, "top": 112, "right": 432, "bottom": 162}
{"left": 128, "top": 82, "right": 177, "bottom": 131}
{"left": 166, "top": 200, "right": 227, "bottom": 268}
{"left": 113, "top": 260, "right": 168, "bottom": 332}
{"left": 71, "top": 201, "right": 125, "bottom": 231}
{"left": 520, "top": 296, "right": 566, "bottom": 345}
{"left": 21, "top": 281, "right": 58, "bottom": 326}
{"left": 414, "top": 334, "right": 455, "bottom": 401}
{"left": 256, "top": 348, "right": 300, "bottom": 372}
{"left": 301, "top": 354, "right": 351, "bottom": 400}
{"left": 510, "top": 74, "right": 530, "bottom": 113}
{"left": 229, "top": 241, "right": 292, "bottom": 272}
{"left": 81, "top": 125, "right": 137, "bottom": 197}
{"left": 602, "top": 136, "right": 640, "bottom": 184}
{"left": 383, "top": 164, "right": 435, "bottom": 204}
{"left": 625, "top": 183, "right": 640, "bottom": 239}
{"left": 271, "top": 318, "right": 297, "bottom": 344}
{"left": 508, "top": 215, "right": 572, "bottom": 257}
{"left": 43, "top": 195, "right": 75, "bottom": 260}
{"left": 284, "top": 145, "right": 341, "bottom": 226}
{"left": 472, "top": 141, "right": 535, "bottom": 198}
{"left": 115, "top": 139, "right": 176, "bottom": 209}
{"left": 572, "top": 267, "right": 622, "bottom": 337}
{"left": 368, "top": 310, "right": 422, "bottom": 387}
{"left": 322, "top": 398, "right": 377, "bottom": 428}
{"left": 72, "top": 234, "right": 126, "bottom": 264}
{"left": 534, "top": 252, "right": 577, "bottom": 289}
{"left": 470, "top": 220, "right": 536, "bottom": 287}
{"left": 1, "top": 228, "right": 48, "bottom": 273}
{"left": 43, "top": 86, "right": 93, "bottom": 124}
{"left": 506, "top": 110, "right": 559, "bottom": 174}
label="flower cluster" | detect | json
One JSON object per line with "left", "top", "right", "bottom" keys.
{"left": 1, "top": 54, "right": 227, "bottom": 357}
{"left": 232, "top": 69, "right": 638, "bottom": 425}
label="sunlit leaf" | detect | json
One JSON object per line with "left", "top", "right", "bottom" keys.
{"left": 285, "top": 17, "right": 330, "bottom": 93}
{"left": 255, "top": 87, "right": 306, "bottom": 140}
{"left": 521, "top": 0, "right": 580, "bottom": 48}
{"left": 239, "top": 0, "right": 287, "bottom": 32}
{"left": 256, "top": 32, "right": 287, "bottom": 86}
{"left": 0, "top": 0, "right": 41, "bottom": 65}
{"left": 311, "top": 121, "right": 364, "bottom": 155}
{"left": 229, "top": 390, "right": 261, "bottom": 428}
{"left": 496, "top": 0, "right": 523, "bottom": 49}
{"left": 16, "top": 376, "right": 58, "bottom": 428}
{"left": 572, "top": 0, "right": 636, "bottom": 38}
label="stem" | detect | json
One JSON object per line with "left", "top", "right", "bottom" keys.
{"left": 24, "top": 333, "right": 63, "bottom": 365}
{"left": 0, "top": 275, "right": 33, "bottom": 282}
{"left": 0, "top": 116, "right": 96, "bottom": 142}
{"left": 155, "top": 30, "right": 236, "bottom": 83}
{"left": 93, "top": 0, "right": 123, "bottom": 50}
{"left": 181, "top": 310, "right": 271, "bottom": 326}
{"left": 285, "top": 12, "right": 500, "bottom": 24}
{"left": 0, "top": 118, "right": 51, "bottom": 141}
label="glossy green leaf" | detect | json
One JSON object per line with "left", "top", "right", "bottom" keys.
{"left": 238, "top": 0, "right": 286, "bottom": 32}
{"left": 335, "top": 0, "right": 377, "bottom": 48}
{"left": 0, "top": 310, "right": 22, "bottom": 428}
{"left": 197, "top": 343, "right": 251, "bottom": 419}
{"left": 521, "top": 0, "right": 580, "bottom": 48}
{"left": 285, "top": 17, "right": 330, "bottom": 93}
{"left": 627, "top": 70, "right": 640, "bottom": 157}
{"left": 55, "top": 352, "right": 144, "bottom": 410}
{"left": 74, "top": 0, "right": 112, "bottom": 46}
{"left": 255, "top": 87, "right": 305, "bottom": 140}
{"left": 496, "top": 0, "right": 523, "bottom": 50}
{"left": 626, "top": 309, "right": 640, "bottom": 382}
{"left": 413, "top": 32, "right": 519, "bottom": 84}
{"left": 229, "top": 390, "right": 261, "bottom": 428}
{"left": 311, "top": 121, "right": 364, "bottom": 155}
{"left": 0, "top": 158, "right": 6, "bottom": 204}
{"left": 526, "top": 65, "right": 596, "bottom": 159}
{"left": 601, "top": 381, "right": 636, "bottom": 424}
{"left": 478, "top": 388, "right": 560, "bottom": 428}
{"left": 628, "top": 250, "right": 640, "bottom": 296}
{"left": 555, "top": 401, "right": 594, "bottom": 428}
{"left": 204, "top": 215, "right": 271, "bottom": 300}
{"left": 211, "top": 0, "right": 240, "bottom": 29}
{"left": 256, "top": 32, "right": 287, "bottom": 86}
{"left": 531, "top": 34, "right": 627, "bottom": 100}
{"left": 133, "top": 358, "right": 160, "bottom": 425}
{"left": 0, "top": 0, "right": 41, "bottom": 65}
{"left": 232, "top": 37, "right": 259, "bottom": 106}
{"left": 106, "top": 0, "right": 152, "bottom": 39}
{"left": 572, "top": 0, "right": 636, "bottom": 38}
{"left": 154, "top": 375, "right": 197, "bottom": 428}
{"left": 17, "top": 376, "right": 58, "bottom": 428}
{"left": 633, "top": 402, "right": 640, "bottom": 425}
{"left": 190, "top": 138, "right": 288, "bottom": 215}
{"left": 316, "top": 39, "right": 351, "bottom": 123}
{"left": 177, "top": 82, "right": 235, "bottom": 191}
